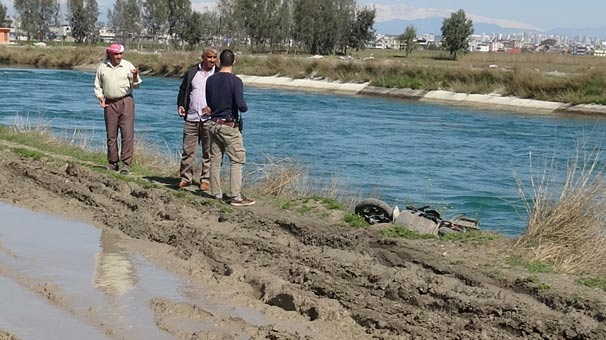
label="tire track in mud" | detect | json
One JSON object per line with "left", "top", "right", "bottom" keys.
{"left": 2, "top": 154, "right": 606, "bottom": 339}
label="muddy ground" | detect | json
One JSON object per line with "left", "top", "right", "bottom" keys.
{"left": 0, "top": 144, "right": 605, "bottom": 340}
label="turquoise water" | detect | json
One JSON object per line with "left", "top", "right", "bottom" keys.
{"left": 2, "top": 67, "right": 605, "bottom": 235}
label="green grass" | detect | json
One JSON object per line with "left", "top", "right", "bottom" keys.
{"left": 12, "top": 147, "right": 45, "bottom": 160}
{"left": 280, "top": 196, "right": 344, "bottom": 213}
{"left": 486, "top": 268, "right": 505, "bottom": 281}
{"left": 576, "top": 277, "right": 606, "bottom": 291}
{"left": 440, "top": 230, "right": 496, "bottom": 244}
{"left": 381, "top": 225, "right": 437, "bottom": 239}
{"left": 280, "top": 200, "right": 295, "bottom": 209}
{"left": 314, "top": 196, "right": 343, "bottom": 210}
{"left": 379, "top": 225, "right": 496, "bottom": 242}
{"left": 537, "top": 282, "right": 551, "bottom": 292}
{"left": 0, "top": 126, "right": 106, "bottom": 164}
{"left": 506, "top": 255, "right": 554, "bottom": 273}
{"left": 565, "top": 294, "right": 586, "bottom": 308}
{"left": 344, "top": 213, "right": 368, "bottom": 228}
{"left": 522, "top": 275, "right": 551, "bottom": 292}
{"left": 297, "top": 204, "right": 313, "bottom": 214}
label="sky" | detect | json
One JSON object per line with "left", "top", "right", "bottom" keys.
{"left": 357, "top": 0, "right": 605, "bottom": 31}
{"left": 1, "top": 0, "right": 604, "bottom": 31}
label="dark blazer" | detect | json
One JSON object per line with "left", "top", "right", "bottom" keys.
{"left": 176, "top": 64, "right": 216, "bottom": 120}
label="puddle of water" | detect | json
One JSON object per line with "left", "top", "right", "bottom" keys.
{"left": 0, "top": 202, "right": 312, "bottom": 339}
{"left": 0, "top": 275, "right": 110, "bottom": 340}
{"left": 0, "top": 202, "right": 167, "bottom": 339}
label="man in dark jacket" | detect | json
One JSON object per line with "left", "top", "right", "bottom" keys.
{"left": 176, "top": 47, "right": 217, "bottom": 190}
{"left": 206, "top": 49, "right": 255, "bottom": 206}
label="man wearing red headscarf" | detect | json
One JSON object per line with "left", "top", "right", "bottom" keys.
{"left": 94, "top": 43, "right": 142, "bottom": 175}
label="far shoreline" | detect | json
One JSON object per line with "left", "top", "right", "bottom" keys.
{"left": 238, "top": 74, "right": 606, "bottom": 116}
{"left": 68, "top": 64, "right": 606, "bottom": 116}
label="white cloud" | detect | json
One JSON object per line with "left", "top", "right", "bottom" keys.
{"left": 372, "top": 4, "right": 451, "bottom": 21}
{"left": 467, "top": 14, "right": 542, "bottom": 31}
{"left": 373, "top": 3, "right": 543, "bottom": 31}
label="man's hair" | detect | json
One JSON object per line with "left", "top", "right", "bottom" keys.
{"left": 219, "top": 49, "right": 235, "bottom": 67}
{"left": 203, "top": 47, "right": 217, "bottom": 55}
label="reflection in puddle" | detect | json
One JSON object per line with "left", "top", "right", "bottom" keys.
{"left": 0, "top": 202, "right": 312, "bottom": 339}
{"left": 0, "top": 276, "right": 110, "bottom": 340}
{"left": 93, "top": 230, "right": 138, "bottom": 296}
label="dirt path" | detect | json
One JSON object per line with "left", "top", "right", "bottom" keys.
{"left": 0, "top": 145, "right": 605, "bottom": 339}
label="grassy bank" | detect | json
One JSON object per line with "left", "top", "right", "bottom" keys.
{"left": 2, "top": 122, "right": 606, "bottom": 280}
{"left": 3, "top": 45, "right": 606, "bottom": 104}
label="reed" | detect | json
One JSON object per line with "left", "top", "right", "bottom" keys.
{"left": 514, "top": 140, "right": 606, "bottom": 275}
{"left": 246, "top": 155, "right": 354, "bottom": 203}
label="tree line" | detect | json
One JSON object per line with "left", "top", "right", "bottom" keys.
{"left": 7, "top": 0, "right": 474, "bottom": 60}
{"left": 1, "top": 3, "right": 10, "bottom": 27}
{"left": 9, "top": 0, "right": 376, "bottom": 55}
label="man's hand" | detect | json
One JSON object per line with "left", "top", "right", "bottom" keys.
{"left": 202, "top": 106, "right": 211, "bottom": 116}
{"left": 178, "top": 106, "right": 186, "bottom": 117}
{"left": 131, "top": 68, "right": 139, "bottom": 77}
{"left": 98, "top": 97, "right": 107, "bottom": 108}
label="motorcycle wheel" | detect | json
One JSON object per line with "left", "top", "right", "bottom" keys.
{"left": 354, "top": 198, "right": 393, "bottom": 225}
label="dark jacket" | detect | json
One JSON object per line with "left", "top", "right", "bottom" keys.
{"left": 176, "top": 64, "right": 216, "bottom": 120}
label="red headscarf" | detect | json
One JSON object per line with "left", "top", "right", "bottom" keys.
{"left": 106, "top": 43, "right": 124, "bottom": 54}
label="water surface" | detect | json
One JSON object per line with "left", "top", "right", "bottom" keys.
{"left": 2, "top": 67, "right": 605, "bottom": 234}
{"left": 0, "top": 202, "right": 311, "bottom": 339}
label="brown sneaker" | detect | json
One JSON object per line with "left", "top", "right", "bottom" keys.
{"left": 230, "top": 196, "right": 255, "bottom": 206}
{"left": 178, "top": 180, "right": 191, "bottom": 188}
{"left": 199, "top": 181, "right": 210, "bottom": 191}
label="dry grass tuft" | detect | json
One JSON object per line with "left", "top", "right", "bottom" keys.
{"left": 247, "top": 156, "right": 305, "bottom": 197}
{"left": 7, "top": 115, "right": 179, "bottom": 176}
{"left": 131, "top": 138, "right": 180, "bottom": 176}
{"left": 515, "top": 141, "right": 606, "bottom": 275}
{"left": 246, "top": 156, "right": 358, "bottom": 206}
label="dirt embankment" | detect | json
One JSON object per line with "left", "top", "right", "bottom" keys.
{"left": 0, "top": 143, "right": 605, "bottom": 339}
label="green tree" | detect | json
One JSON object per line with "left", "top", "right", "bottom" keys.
{"left": 67, "top": 0, "right": 99, "bottom": 43}
{"left": 0, "top": 3, "right": 9, "bottom": 27}
{"left": 218, "top": 0, "right": 292, "bottom": 51}
{"left": 108, "top": 0, "right": 142, "bottom": 42}
{"left": 167, "top": 0, "right": 191, "bottom": 45}
{"left": 14, "top": 0, "right": 60, "bottom": 40}
{"left": 183, "top": 10, "right": 203, "bottom": 46}
{"left": 262, "top": 0, "right": 292, "bottom": 52}
{"left": 183, "top": 10, "right": 217, "bottom": 48}
{"left": 399, "top": 24, "right": 416, "bottom": 56}
{"left": 334, "top": 0, "right": 355, "bottom": 54}
{"left": 348, "top": 6, "right": 375, "bottom": 52}
{"left": 271, "top": 0, "right": 292, "bottom": 51}
{"left": 540, "top": 38, "right": 556, "bottom": 46}
{"left": 233, "top": 0, "right": 263, "bottom": 50}
{"left": 142, "top": 0, "right": 168, "bottom": 40}
{"left": 293, "top": 0, "right": 340, "bottom": 55}
{"left": 440, "top": 9, "right": 474, "bottom": 60}
{"left": 216, "top": 0, "right": 243, "bottom": 46}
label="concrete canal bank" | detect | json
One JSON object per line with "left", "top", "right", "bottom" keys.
{"left": 239, "top": 75, "right": 606, "bottom": 115}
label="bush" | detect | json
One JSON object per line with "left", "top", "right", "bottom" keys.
{"left": 514, "top": 140, "right": 606, "bottom": 275}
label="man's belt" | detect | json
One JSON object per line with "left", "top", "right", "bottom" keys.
{"left": 212, "top": 119, "right": 239, "bottom": 128}
{"left": 105, "top": 94, "right": 132, "bottom": 103}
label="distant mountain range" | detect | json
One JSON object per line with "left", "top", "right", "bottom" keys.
{"left": 374, "top": 18, "right": 606, "bottom": 40}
